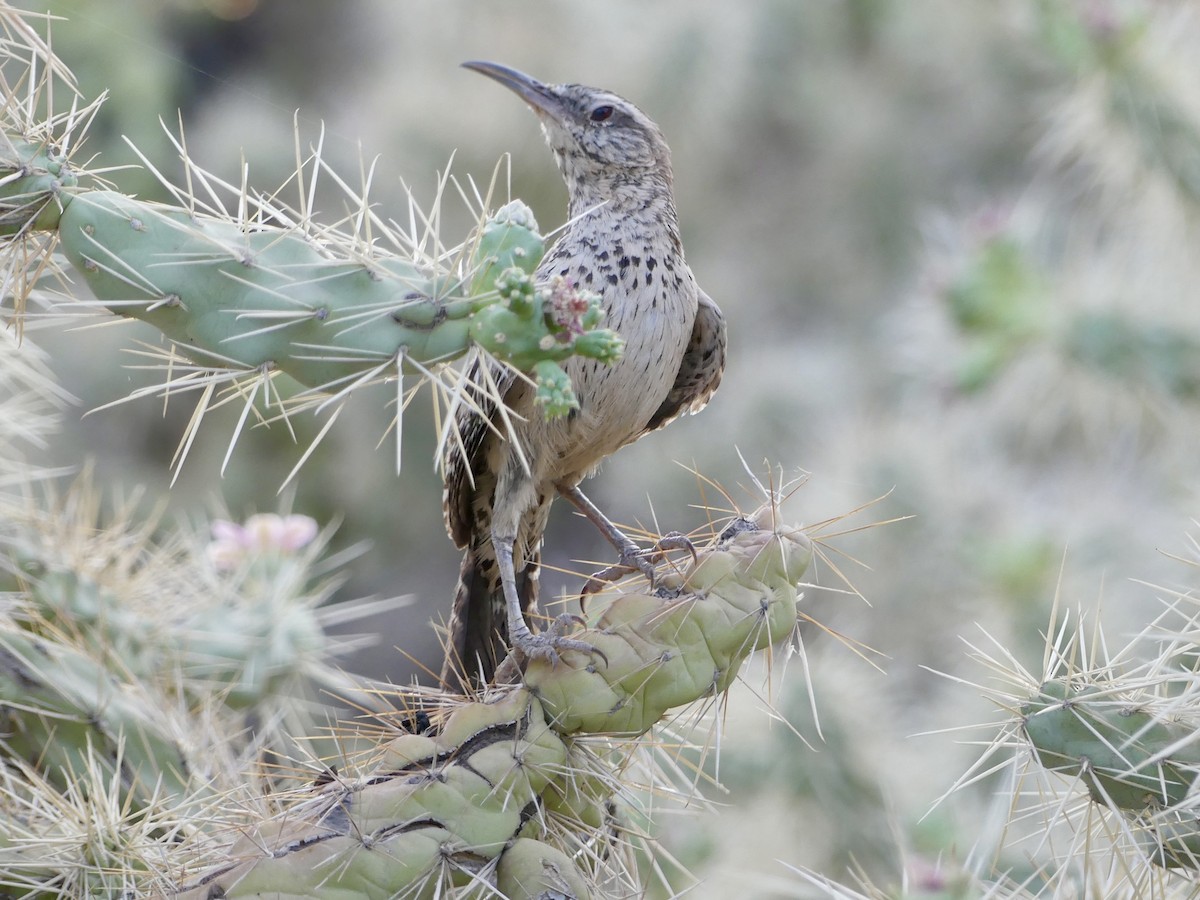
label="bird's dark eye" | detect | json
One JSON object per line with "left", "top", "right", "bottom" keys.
{"left": 590, "top": 105, "right": 614, "bottom": 123}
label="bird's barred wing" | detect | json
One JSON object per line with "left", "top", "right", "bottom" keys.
{"left": 642, "top": 288, "right": 726, "bottom": 435}
{"left": 442, "top": 353, "right": 517, "bottom": 548}
{"left": 443, "top": 237, "right": 573, "bottom": 549}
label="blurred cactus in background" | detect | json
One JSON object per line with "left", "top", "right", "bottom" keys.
{"left": 0, "top": 320, "right": 402, "bottom": 894}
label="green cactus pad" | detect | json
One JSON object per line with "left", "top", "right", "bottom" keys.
{"left": 0, "top": 138, "right": 624, "bottom": 422}
{"left": 0, "top": 139, "right": 78, "bottom": 235}
{"left": 52, "top": 190, "right": 621, "bottom": 420}
{"left": 572, "top": 327, "right": 624, "bottom": 365}
{"left": 57, "top": 190, "right": 467, "bottom": 383}
{"left": 523, "top": 514, "right": 811, "bottom": 735}
{"left": 0, "top": 626, "right": 194, "bottom": 804}
{"left": 468, "top": 269, "right": 624, "bottom": 412}
{"left": 496, "top": 838, "right": 591, "bottom": 900}
{"left": 532, "top": 358, "right": 578, "bottom": 416}
{"left": 495, "top": 264, "right": 538, "bottom": 316}
{"left": 173, "top": 690, "right": 571, "bottom": 898}
{"left": 1022, "top": 680, "right": 1200, "bottom": 810}
{"left": 469, "top": 199, "right": 546, "bottom": 296}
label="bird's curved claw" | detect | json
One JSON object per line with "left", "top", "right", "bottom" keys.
{"left": 581, "top": 559, "right": 641, "bottom": 601}
{"left": 655, "top": 530, "right": 697, "bottom": 564}
{"left": 549, "top": 612, "right": 588, "bottom": 633}
{"left": 513, "top": 615, "right": 608, "bottom": 670}
{"left": 580, "top": 531, "right": 697, "bottom": 602}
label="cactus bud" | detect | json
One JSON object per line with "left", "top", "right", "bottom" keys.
{"left": 469, "top": 199, "right": 545, "bottom": 296}
{"left": 532, "top": 359, "right": 578, "bottom": 416}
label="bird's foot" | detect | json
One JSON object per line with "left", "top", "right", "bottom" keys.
{"left": 656, "top": 530, "right": 698, "bottom": 560}
{"left": 581, "top": 531, "right": 697, "bottom": 598}
{"left": 512, "top": 614, "right": 607, "bottom": 670}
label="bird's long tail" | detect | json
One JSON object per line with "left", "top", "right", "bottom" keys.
{"left": 441, "top": 539, "right": 540, "bottom": 691}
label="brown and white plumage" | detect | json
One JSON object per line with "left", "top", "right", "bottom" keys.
{"left": 441, "top": 63, "right": 726, "bottom": 689}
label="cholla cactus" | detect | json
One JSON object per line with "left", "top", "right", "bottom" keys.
{"left": 0, "top": 5, "right": 623, "bottom": 485}
{"left": 0, "top": 483, "right": 403, "bottom": 894}
{"left": 170, "top": 504, "right": 814, "bottom": 899}
{"left": 0, "top": 302, "right": 393, "bottom": 894}
{"left": 0, "top": 353, "right": 832, "bottom": 898}
{"left": 931, "top": 551, "right": 1200, "bottom": 898}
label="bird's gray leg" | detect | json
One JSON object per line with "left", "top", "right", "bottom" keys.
{"left": 491, "top": 528, "right": 599, "bottom": 669}
{"left": 556, "top": 482, "right": 642, "bottom": 561}
{"left": 557, "top": 481, "right": 696, "bottom": 595}
{"left": 492, "top": 461, "right": 601, "bottom": 672}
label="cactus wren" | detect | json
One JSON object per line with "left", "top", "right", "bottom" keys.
{"left": 442, "top": 62, "right": 726, "bottom": 689}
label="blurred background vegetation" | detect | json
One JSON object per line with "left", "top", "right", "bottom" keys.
{"left": 11, "top": 0, "right": 1200, "bottom": 895}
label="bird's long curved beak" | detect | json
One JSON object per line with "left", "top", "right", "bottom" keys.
{"left": 462, "top": 61, "right": 568, "bottom": 122}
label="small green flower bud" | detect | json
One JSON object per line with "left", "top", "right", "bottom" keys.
{"left": 532, "top": 359, "right": 578, "bottom": 416}
{"left": 573, "top": 329, "right": 624, "bottom": 364}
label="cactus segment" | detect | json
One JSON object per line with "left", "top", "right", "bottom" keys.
{"left": 173, "top": 690, "right": 570, "bottom": 898}
{"left": 173, "top": 514, "right": 809, "bottom": 897}
{"left": 50, "top": 189, "right": 622, "bottom": 420}
{"left": 1021, "top": 680, "right": 1200, "bottom": 810}
{"left": 532, "top": 358, "right": 577, "bottom": 417}
{"left": 469, "top": 268, "right": 625, "bottom": 413}
{"left": 524, "top": 514, "right": 811, "bottom": 735}
{"left": 57, "top": 190, "right": 466, "bottom": 383}
{"left": 496, "top": 838, "right": 591, "bottom": 900}
{"left": 1021, "top": 679, "right": 1200, "bottom": 870}
{"left": 467, "top": 269, "right": 619, "bottom": 371}
{"left": 571, "top": 326, "right": 624, "bottom": 365}
{"left": 0, "top": 139, "right": 77, "bottom": 235}
{"left": 469, "top": 199, "right": 546, "bottom": 297}
{"left": 12, "top": 514, "right": 334, "bottom": 713}
{"left": 0, "top": 626, "right": 194, "bottom": 804}
{"left": 0, "top": 137, "right": 625, "bottom": 424}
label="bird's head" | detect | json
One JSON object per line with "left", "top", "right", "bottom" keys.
{"left": 464, "top": 61, "right": 673, "bottom": 208}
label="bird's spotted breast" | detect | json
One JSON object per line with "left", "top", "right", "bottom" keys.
{"left": 529, "top": 247, "right": 697, "bottom": 477}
